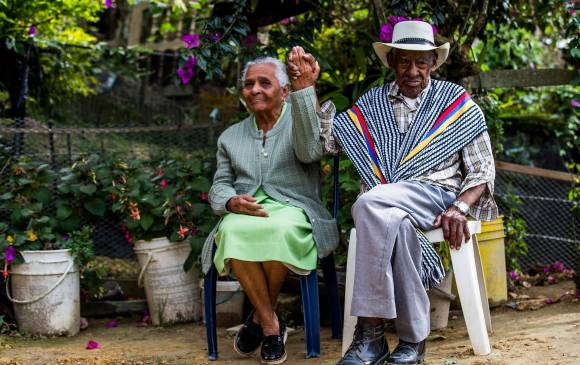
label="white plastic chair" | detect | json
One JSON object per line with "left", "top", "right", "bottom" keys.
{"left": 342, "top": 220, "right": 492, "bottom": 356}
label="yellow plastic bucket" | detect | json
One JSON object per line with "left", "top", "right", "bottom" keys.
{"left": 476, "top": 217, "right": 508, "bottom": 306}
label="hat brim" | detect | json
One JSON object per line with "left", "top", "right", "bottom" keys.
{"left": 372, "top": 42, "right": 450, "bottom": 71}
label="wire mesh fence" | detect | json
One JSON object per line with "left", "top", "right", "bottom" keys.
{"left": 1, "top": 95, "right": 578, "bottom": 270}
{"left": 495, "top": 167, "right": 579, "bottom": 272}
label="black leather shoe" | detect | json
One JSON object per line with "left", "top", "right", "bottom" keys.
{"left": 233, "top": 311, "right": 263, "bottom": 356}
{"left": 386, "top": 340, "right": 426, "bottom": 364}
{"left": 337, "top": 321, "right": 389, "bottom": 365}
{"left": 261, "top": 320, "right": 287, "bottom": 364}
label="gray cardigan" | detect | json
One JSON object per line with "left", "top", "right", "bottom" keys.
{"left": 201, "top": 101, "right": 339, "bottom": 274}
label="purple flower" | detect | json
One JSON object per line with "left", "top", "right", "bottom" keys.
{"left": 28, "top": 25, "right": 36, "bottom": 37}
{"left": 86, "top": 340, "right": 101, "bottom": 350}
{"left": 552, "top": 261, "right": 565, "bottom": 272}
{"left": 380, "top": 16, "right": 437, "bottom": 43}
{"left": 571, "top": 99, "right": 580, "bottom": 108}
{"left": 544, "top": 298, "right": 555, "bottom": 305}
{"left": 4, "top": 246, "right": 15, "bottom": 263}
{"left": 182, "top": 34, "right": 200, "bottom": 48}
{"left": 208, "top": 32, "right": 221, "bottom": 42}
{"left": 244, "top": 34, "right": 258, "bottom": 46}
{"left": 190, "top": 227, "right": 200, "bottom": 236}
{"left": 509, "top": 270, "right": 519, "bottom": 281}
{"left": 104, "top": 0, "right": 113, "bottom": 8}
{"left": 177, "top": 56, "right": 197, "bottom": 85}
{"left": 177, "top": 68, "right": 194, "bottom": 85}
{"left": 184, "top": 56, "right": 197, "bottom": 69}
{"left": 576, "top": 290, "right": 580, "bottom": 300}
{"left": 63, "top": 235, "right": 70, "bottom": 241}
{"left": 543, "top": 266, "right": 551, "bottom": 274}
{"left": 105, "top": 320, "right": 118, "bottom": 328}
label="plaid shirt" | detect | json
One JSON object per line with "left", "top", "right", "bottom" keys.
{"left": 318, "top": 80, "right": 498, "bottom": 220}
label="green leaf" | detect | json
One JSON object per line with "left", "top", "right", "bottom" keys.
{"left": 58, "top": 216, "right": 81, "bottom": 232}
{"left": 37, "top": 216, "right": 50, "bottom": 224}
{"left": 21, "top": 208, "right": 34, "bottom": 217}
{"left": 17, "top": 178, "right": 32, "bottom": 186}
{"left": 191, "top": 203, "right": 207, "bottom": 217}
{"left": 0, "top": 192, "right": 13, "bottom": 200}
{"left": 571, "top": 48, "right": 580, "bottom": 58}
{"left": 33, "top": 187, "right": 52, "bottom": 204}
{"left": 140, "top": 214, "right": 154, "bottom": 230}
{"left": 84, "top": 198, "right": 106, "bottom": 217}
{"left": 57, "top": 205, "right": 73, "bottom": 220}
{"left": 80, "top": 184, "right": 97, "bottom": 195}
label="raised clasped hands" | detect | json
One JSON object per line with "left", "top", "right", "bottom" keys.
{"left": 287, "top": 46, "right": 320, "bottom": 91}
{"left": 226, "top": 195, "right": 268, "bottom": 217}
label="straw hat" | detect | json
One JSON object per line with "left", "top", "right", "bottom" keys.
{"left": 373, "top": 20, "right": 450, "bottom": 70}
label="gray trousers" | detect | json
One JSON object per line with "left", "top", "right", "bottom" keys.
{"left": 351, "top": 181, "right": 456, "bottom": 342}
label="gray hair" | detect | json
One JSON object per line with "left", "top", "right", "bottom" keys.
{"left": 241, "top": 57, "right": 289, "bottom": 88}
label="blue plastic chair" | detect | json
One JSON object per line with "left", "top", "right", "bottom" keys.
{"left": 204, "top": 156, "right": 343, "bottom": 361}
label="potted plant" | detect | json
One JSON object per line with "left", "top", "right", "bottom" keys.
{"left": 0, "top": 158, "right": 94, "bottom": 336}
{"left": 110, "top": 157, "right": 213, "bottom": 325}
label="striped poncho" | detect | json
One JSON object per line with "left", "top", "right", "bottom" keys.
{"left": 333, "top": 79, "right": 487, "bottom": 289}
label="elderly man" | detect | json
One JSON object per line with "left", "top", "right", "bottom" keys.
{"left": 288, "top": 20, "right": 497, "bottom": 365}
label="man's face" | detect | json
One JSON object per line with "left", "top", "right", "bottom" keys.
{"left": 242, "top": 63, "right": 288, "bottom": 114}
{"left": 388, "top": 49, "right": 436, "bottom": 98}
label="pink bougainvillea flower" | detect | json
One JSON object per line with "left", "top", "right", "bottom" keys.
{"left": 208, "top": 32, "right": 221, "bottom": 42}
{"left": 28, "top": 25, "right": 36, "bottom": 37}
{"left": 184, "top": 56, "right": 197, "bottom": 69}
{"left": 161, "top": 179, "right": 168, "bottom": 189}
{"left": 379, "top": 16, "right": 437, "bottom": 43}
{"left": 544, "top": 298, "right": 555, "bottom": 305}
{"left": 244, "top": 34, "right": 258, "bottom": 46}
{"left": 177, "top": 68, "right": 194, "bottom": 85}
{"left": 551, "top": 261, "right": 565, "bottom": 272}
{"left": 86, "top": 340, "right": 101, "bottom": 350}
{"left": 4, "top": 245, "right": 15, "bottom": 263}
{"left": 199, "top": 192, "right": 209, "bottom": 203}
{"left": 177, "top": 56, "right": 198, "bottom": 85}
{"left": 104, "top": 0, "right": 113, "bottom": 8}
{"left": 571, "top": 99, "right": 580, "bottom": 108}
{"left": 178, "top": 225, "right": 189, "bottom": 239}
{"left": 105, "top": 320, "right": 118, "bottom": 328}
{"left": 508, "top": 270, "right": 519, "bottom": 281}
{"left": 543, "top": 266, "right": 551, "bottom": 274}
{"left": 182, "top": 33, "right": 201, "bottom": 48}
{"left": 547, "top": 275, "right": 556, "bottom": 284}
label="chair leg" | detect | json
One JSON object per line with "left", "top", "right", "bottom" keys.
{"left": 204, "top": 262, "right": 218, "bottom": 360}
{"left": 450, "top": 235, "right": 491, "bottom": 356}
{"left": 472, "top": 235, "right": 492, "bottom": 333}
{"left": 321, "top": 253, "right": 343, "bottom": 339}
{"left": 300, "top": 270, "right": 321, "bottom": 358}
{"left": 342, "top": 228, "right": 357, "bottom": 356}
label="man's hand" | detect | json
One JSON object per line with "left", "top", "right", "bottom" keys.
{"left": 226, "top": 195, "right": 268, "bottom": 217}
{"left": 287, "top": 46, "right": 320, "bottom": 91}
{"left": 433, "top": 206, "right": 470, "bottom": 249}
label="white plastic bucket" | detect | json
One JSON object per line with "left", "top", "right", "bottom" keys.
{"left": 134, "top": 238, "right": 201, "bottom": 325}
{"left": 8, "top": 249, "right": 80, "bottom": 336}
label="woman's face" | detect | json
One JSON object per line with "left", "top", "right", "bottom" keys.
{"left": 242, "top": 64, "right": 288, "bottom": 114}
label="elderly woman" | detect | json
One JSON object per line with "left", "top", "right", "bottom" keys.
{"left": 200, "top": 57, "right": 339, "bottom": 364}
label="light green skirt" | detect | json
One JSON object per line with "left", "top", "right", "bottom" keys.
{"left": 214, "top": 188, "right": 317, "bottom": 276}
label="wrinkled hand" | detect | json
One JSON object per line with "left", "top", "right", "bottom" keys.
{"left": 287, "top": 46, "right": 320, "bottom": 90}
{"left": 226, "top": 195, "right": 268, "bottom": 217}
{"left": 433, "top": 206, "right": 470, "bottom": 249}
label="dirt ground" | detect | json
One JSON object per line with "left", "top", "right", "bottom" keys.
{"left": 0, "top": 281, "right": 578, "bottom": 365}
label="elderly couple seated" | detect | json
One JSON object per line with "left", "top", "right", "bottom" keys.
{"left": 200, "top": 20, "right": 497, "bottom": 365}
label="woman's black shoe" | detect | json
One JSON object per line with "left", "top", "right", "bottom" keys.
{"left": 386, "top": 339, "right": 426, "bottom": 364}
{"left": 233, "top": 312, "right": 263, "bottom": 356}
{"left": 260, "top": 320, "right": 287, "bottom": 364}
